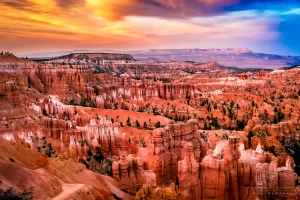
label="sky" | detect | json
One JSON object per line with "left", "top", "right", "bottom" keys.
{"left": 0, "top": 0, "right": 300, "bottom": 56}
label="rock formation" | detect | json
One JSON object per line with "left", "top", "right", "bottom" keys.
{"left": 0, "top": 53, "right": 299, "bottom": 199}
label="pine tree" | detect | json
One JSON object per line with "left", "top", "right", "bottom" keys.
{"left": 126, "top": 117, "right": 131, "bottom": 126}
{"left": 136, "top": 120, "right": 140, "bottom": 128}
{"left": 143, "top": 122, "right": 148, "bottom": 129}
{"left": 155, "top": 121, "right": 161, "bottom": 128}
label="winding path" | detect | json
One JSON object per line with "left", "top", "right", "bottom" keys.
{"left": 52, "top": 184, "right": 85, "bottom": 200}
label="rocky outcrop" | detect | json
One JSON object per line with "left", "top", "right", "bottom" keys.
{"left": 112, "top": 154, "right": 144, "bottom": 192}
{"left": 142, "top": 125, "right": 296, "bottom": 200}
{"left": 178, "top": 142, "right": 200, "bottom": 199}
{"left": 0, "top": 54, "right": 299, "bottom": 200}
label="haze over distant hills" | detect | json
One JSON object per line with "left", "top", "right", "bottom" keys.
{"left": 25, "top": 48, "right": 300, "bottom": 69}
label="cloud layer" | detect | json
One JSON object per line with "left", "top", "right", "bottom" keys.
{"left": 1, "top": 0, "right": 299, "bottom": 55}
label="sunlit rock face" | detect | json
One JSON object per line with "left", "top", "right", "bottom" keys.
{"left": 0, "top": 53, "right": 299, "bottom": 199}
{"left": 139, "top": 126, "right": 297, "bottom": 200}
{"left": 178, "top": 142, "right": 200, "bottom": 199}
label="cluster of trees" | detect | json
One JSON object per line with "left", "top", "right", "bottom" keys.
{"left": 273, "top": 107, "right": 285, "bottom": 123}
{"left": 284, "top": 140, "right": 300, "bottom": 178}
{"left": 139, "top": 138, "right": 147, "bottom": 148}
{"left": 126, "top": 117, "right": 161, "bottom": 129}
{"left": 68, "top": 97, "right": 97, "bottom": 108}
{"left": 166, "top": 113, "right": 191, "bottom": 122}
{"left": 121, "top": 102, "right": 129, "bottom": 110}
{"left": 236, "top": 120, "right": 247, "bottom": 131}
{"left": 79, "top": 97, "right": 96, "bottom": 108}
{"left": 79, "top": 146, "right": 112, "bottom": 177}
{"left": 202, "top": 116, "right": 246, "bottom": 131}
{"left": 203, "top": 117, "right": 221, "bottom": 130}
{"left": 0, "top": 51, "right": 11, "bottom": 55}
{"left": 200, "top": 99, "right": 241, "bottom": 121}
{"left": 247, "top": 131, "right": 255, "bottom": 148}
{"left": 186, "top": 93, "right": 191, "bottom": 105}
{"left": 31, "top": 135, "right": 56, "bottom": 158}
{"left": 227, "top": 101, "right": 236, "bottom": 119}
{"left": 183, "top": 68, "right": 196, "bottom": 74}
{"left": 153, "top": 77, "right": 172, "bottom": 83}
{"left": 0, "top": 185, "right": 33, "bottom": 200}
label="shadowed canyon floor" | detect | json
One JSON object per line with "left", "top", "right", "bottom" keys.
{"left": 0, "top": 52, "right": 300, "bottom": 199}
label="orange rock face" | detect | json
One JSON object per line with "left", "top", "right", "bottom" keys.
{"left": 0, "top": 53, "right": 299, "bottom": 199}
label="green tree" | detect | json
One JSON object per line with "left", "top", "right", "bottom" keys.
{"left": 135, "top": 120, "right": 140, "bottom": 128}
{"left": 266, "top": 145, "right": 276, "bottom": 155}
{"left": 174, "top": 114, "right": 179, "bottom": 122}
{"left": 155, "top": 121, "right": 161, "bottom": 128}
{"left": 211, "top": 117, "right": 220, "bottom": 129}
{"left": 93, "top": 146, "right": 104, "bottom": 162}
{"left": 277, "top": 109, "right": 285, "bottom": 122}
{"left": 126, "top": 117, "right": 131, "bottom": 126}
{"left": 247, "top": 131, "right": 255, "bottom": 148}
{"left": 79, "top": 97, "right": 86, "bottom": 107}
{"left": 143, "top": 122, "right": 148, "bottom": 129}
{"left": 204, "top": 123, "right": 211, "bottom": 130}
{"left": 236, "top": 120, "right": 246, "bottom": 131}
{"left": 0, "top": 186, "right": 34, "bottom": 200}
{"left": 87, "top": 149, "right": 93, "bottom": 157}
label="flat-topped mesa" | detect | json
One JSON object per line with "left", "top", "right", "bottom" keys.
{"left": 211, "top": 48, "right": 252, "bottom": 54}
{"left": 190, "top": 61, "right": 224, "bottom": 71}
{"left": 0, "top": 53, "right": 34, "bottom": 65}
{"left": 46, "top": 53, "right": 135, "bottom": 65}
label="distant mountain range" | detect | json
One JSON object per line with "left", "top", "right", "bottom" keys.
{"left": 26, "top": 48, "right": 300, "bottom": 69}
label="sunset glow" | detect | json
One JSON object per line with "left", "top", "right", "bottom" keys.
{"left": 1, "top": 0, "right": 300, "bottom": 56}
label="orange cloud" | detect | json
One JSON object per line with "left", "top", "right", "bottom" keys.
{"left": 84, "top": 0, "right": 242, "bottom": 20}
{"left": 0, "top": 0, "right": 280, "bottom": 55}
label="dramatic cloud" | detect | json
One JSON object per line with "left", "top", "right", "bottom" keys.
{"left": 2, "top": 0, "right": 33, "bottom": 8}
{"left": 83, "top": 0, "right": 298, "bottom": 20}
{"left": 55, "top": 0, "right": 86, "bottom": 8}
{"left": 0, "top": 0, "right": 299, "bottom": 55}
{"left": 85, "top": 0, "right": 238, "bottom": 20}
